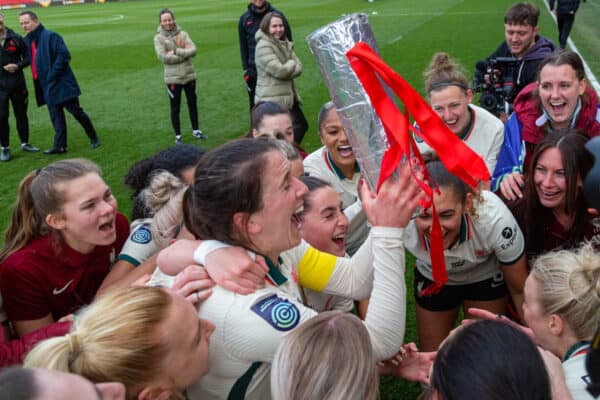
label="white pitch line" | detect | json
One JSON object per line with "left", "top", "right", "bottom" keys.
{"left": 543, "top": 1, "right": 600, "bottom": 95}
{"left": 389, "top": 34, "right": 403, "bottom": 43}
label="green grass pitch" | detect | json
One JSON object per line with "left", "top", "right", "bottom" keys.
{"left": 0, "top": 1, "right": 598, "bottom": 398}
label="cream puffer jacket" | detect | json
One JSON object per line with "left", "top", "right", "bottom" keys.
{"left": 254, "top": 29, "right": 302, "bottom": 109}
{"left": 153, "top": 24, "right": 197, "bottom": 85}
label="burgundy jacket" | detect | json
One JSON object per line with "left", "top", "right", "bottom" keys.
{"left": 0, "top": 321, "right": 70, "bottom": 366}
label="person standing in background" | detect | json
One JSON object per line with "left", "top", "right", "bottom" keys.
{"left": 549, "top": 0, "right": 580, "bottom": 49}
{"left": 238, "top": 0, "right": 291, "bottom": 111}
{"left": 154, "top": 8, "right": 206, "bottom": 144}
{"left": 18, "top": 11, "right": 99, "bottom": 155}
{"left": 0, "top": 12, "right": 38, "bottom": 162}
{"left": 255, "top": 12, "right": 308, "bottom": 144}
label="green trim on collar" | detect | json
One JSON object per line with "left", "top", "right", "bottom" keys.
{"left": 265, "top": 256, "right": 287, "bottom": 286}
{"left": 457, "top": 107, "right": 475, "bottom": 141}
{"left": 325, "top": 150, "right": 359, "bottom": 180}
{"left": 563, "top": 341, "right": 590, "bottom": 362}
{"left": 423, "top": 214, "right": 470, "bottom": 252}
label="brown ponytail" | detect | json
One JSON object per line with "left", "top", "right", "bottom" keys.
{"left": 0, "top": 159, "right": 100, "bottom": 262}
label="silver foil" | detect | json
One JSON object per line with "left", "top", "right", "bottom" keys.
{"left": 306, "top": 13, "right": 392, "bottom": 190}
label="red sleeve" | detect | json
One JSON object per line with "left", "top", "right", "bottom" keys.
{"left": 0, "top": 255, "right": 51, "bottom": 322}
{"left": 0, "top": 321, "right": 70, "bottom": 367}
{"left": 115, "top": 212, "right": 130, "bottom": 254}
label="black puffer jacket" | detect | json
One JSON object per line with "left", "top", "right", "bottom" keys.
{"left": 0, "top": 28, "right": 29, "bottom": 90}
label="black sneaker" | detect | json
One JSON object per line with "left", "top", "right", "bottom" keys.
{"left": 90, "top": 139, "right": 100, "bottom": 149}
{"left": 1, "top": 148, "right": 10, "bottom": 161}
{"left": 44, "top": 147, "right": 66, "bottom": 155}
{"left": 21, "top": 143, "right": 40, "bottom": 152}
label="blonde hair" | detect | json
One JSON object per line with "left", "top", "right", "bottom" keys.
{"left": 24, "top": 287, "right": 173, "bottom": 400}
{"left": 141, "top": 171, "right": 187, "bottom": 249}
{"left": 424, "top": 52, "right": 469, "bottom": 96}
{"left": 271, "top": 311, "right": 379, "bottom": 400}
{"left": 531, "top": 243, "right": 600, "bottom": 339}
{"left": 0, "top": 159, "right": 100, "bottom": 262}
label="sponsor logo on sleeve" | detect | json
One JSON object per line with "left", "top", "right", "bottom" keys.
{"left": 251, "top": 294, "right": 300, "bottom": 331}
{"left": 131, "top": 225, "right": 152, "bottom": 244}
{"left": 500, "top": 225, "right": 518, "bottom": 250}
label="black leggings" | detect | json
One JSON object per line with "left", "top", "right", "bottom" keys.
{"left": 557, "top": 13, "right": 575, "bottom": 49}
{"left": 167, "top": 80, "right": 199, "bottom": 136}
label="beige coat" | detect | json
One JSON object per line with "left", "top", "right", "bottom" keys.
{"left": 254, "top": 30, "right": 302, "bottom": 109}
{"left": 154, "top": 24, "right": 197, "bottom": 85}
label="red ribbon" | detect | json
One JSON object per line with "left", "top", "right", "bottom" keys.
{"left": 346, "top": 42, "right": 489, "bottom": 291}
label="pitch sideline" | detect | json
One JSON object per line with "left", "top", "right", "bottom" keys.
{"left": 542, "top": 0, "right": 600, "bottom": 95}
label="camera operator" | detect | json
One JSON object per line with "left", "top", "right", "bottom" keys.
{"left": 481, "top": 3, "right": 556, "bottom": 119}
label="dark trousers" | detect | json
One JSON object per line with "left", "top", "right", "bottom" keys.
{"left": 245, "top": 75, "right": 257, "bottom": 112}
{"left": 47, "top": 97, "right": 97, "bottom": 149}
{"left": 290, "top": 101, "right": 308, "bottom": 145}
{"left": 557, "top": 13, "right": 575, "bottom": 49}
{"left": 0, "top": 86, "right": 29, "bottom": 148}
{"left": 167, "top": 80, "right": 199, "bottom": 136}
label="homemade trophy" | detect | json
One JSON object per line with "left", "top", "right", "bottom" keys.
{"left": 307, "top": 15, "right": 490, "bottom": 288}
{"left": 306, "top": 13, "right": 390, "bottom": 191}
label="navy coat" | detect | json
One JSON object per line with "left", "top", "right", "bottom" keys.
{"left": 24, "top": 24, "right": 81, "bottom": 107}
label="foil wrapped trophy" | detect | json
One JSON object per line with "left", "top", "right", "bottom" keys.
{"left": 306, "top": 13, "right": 387, "bottom": 191}
{"left": 306, "top": 14, "right": 490, "bottom": 289}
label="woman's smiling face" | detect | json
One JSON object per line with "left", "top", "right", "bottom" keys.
{"left": 533, "top": 147, "right": 568, "bottom": 211}
{"left": 300, "top": 186, "right": 348, "bottom": 256}
{"left": 245, "top": 151, "right": 308, "bottom": 259}
{"left": 319, "top": 108, "right": 356, "bottom": 177}
{"left": 538, "top": 64, "right": 586, "bottom": 129}
{"left": 415, "top": 186, "right": 470, "bottom": 250}
{"left": 429, "top": 86, "right": 472, "bottom": 137}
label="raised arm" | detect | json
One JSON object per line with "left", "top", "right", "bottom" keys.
{"left": 491, "top": 114, "right": 525, "bottom": 199}
{"left": 156, "top": 239, "right": 268, "bottom": 294}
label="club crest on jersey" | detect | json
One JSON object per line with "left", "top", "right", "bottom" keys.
{"left": 132, "top": 225, "right": 152, "bottom": 244}
{"left": 251, "top": 294, "right": 300, "bottom": 331}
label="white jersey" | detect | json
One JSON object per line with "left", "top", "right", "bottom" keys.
{"left": 116, "top": 218, "right": 157, "bottom": 267}
{"left": 415, "top": 104, "right": 504, "bottom": 175}
{"left": 301, "top": 288, "right": 354, "bottom": 313}
{"left": 563, "top": 342, "right": 594, "bottom": 400}
{"left": 302, "top": 252, "right": 354, "bottom": 313}
{"left": 406, "top": 191, "right": 524, "bottom": 285}
{"left": 150, "top": 227, "right": 406, "bottom": 400}
{"left": 303, "top": 146, "right": 369, "bottom": 255}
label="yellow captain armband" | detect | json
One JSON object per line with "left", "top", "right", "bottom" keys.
{"left": 297, "top": 246, "right": 338, "bottom": 292}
